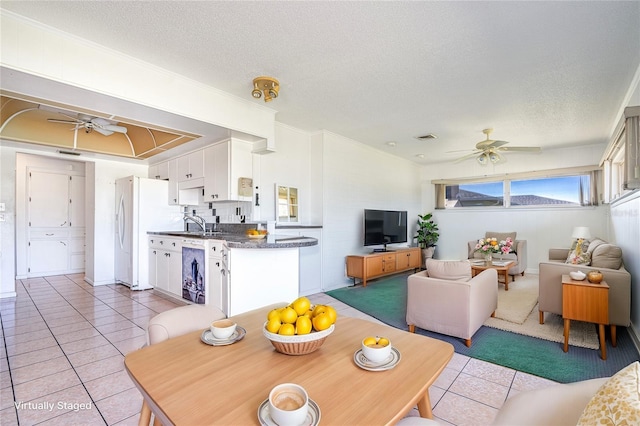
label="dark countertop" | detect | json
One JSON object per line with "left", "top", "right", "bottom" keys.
{"left": 147, "top": 231, "right": 318, "bottom": 249}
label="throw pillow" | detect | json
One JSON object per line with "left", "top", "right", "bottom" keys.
{"left": 577, "top": 361, "right": 640, "bottom": 425}
{"left": 587, "top": 238, "right": 607, "bottom": 254}
{"left": 591, "top": 244, "right": 623, "bottom": 269}
{"left": 426, "top": 259, "right": 472, "bottom": 281}
{"left": 566, "top": 239, "right": 591, "bottom": 265}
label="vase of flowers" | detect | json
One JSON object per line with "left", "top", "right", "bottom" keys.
{"left": 475, "top": 237, "right": 514, "bottom": 264}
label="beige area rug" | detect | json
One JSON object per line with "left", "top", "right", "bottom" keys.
{"left": 483, "top": 274, "right": 600, "bottom": 349}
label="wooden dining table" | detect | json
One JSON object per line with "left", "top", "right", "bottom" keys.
{"left": 125, "top": 306, "right": 454, "bottom": 425}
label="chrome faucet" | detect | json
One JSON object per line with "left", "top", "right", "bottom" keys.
{"left": 183, "top": 213, "right": 206, "bottom": 232}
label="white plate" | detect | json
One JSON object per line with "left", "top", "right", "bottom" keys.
{"left": 200, "top": 326, "right": 246, "bottom": 346}
{"left": 257, "top": 397, "right": 321, "bottom": 426}
{"left": 353, "top": 347, "right": 401, "bottom": 371}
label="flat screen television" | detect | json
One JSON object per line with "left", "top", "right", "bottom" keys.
{"left": 364, "top": 209, "right": 408, "bottom": 251}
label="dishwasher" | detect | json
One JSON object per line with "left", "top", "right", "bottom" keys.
{"left": 181, "top": 238, "right": 208, "bottom": 304}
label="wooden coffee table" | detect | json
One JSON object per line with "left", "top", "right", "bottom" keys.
{"left": 471, "top": 260, "right": 515, "bottom": 290}
{"left": 125, "top": 306, "right": 454, "bottom": 425}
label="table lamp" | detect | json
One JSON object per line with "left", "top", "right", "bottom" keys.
{"left": 571, "top": 226, "right": 591, "bottom": 256}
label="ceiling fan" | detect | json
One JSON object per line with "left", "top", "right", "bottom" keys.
{"left": 47, "top": 113, "right": 128, "bottom": 136}
{"left": 452, "top": 128, "right": 541, "bottom": 165}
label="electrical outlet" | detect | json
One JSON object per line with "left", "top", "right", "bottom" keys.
{"left": 0, "top": 203, "right": 5, "bottom": 211}
{"left": 0, "top": 213, "right": 5, "bottom": 222}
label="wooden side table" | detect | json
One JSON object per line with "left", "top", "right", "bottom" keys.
{"left": 561, "top": 274, "right": 609, "bottom": 360}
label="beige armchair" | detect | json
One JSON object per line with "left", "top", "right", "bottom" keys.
{"left": 468, "top": 231, "right": 527, "bottom": 277}
{"left": 406, "top": 259, "right": 498, "bottom": 347}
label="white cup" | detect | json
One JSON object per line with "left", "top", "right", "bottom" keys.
{"left": 268, "top": 383, "right": 309, "bottom": 426}
{"left": 210, "top": 319, "right": 236, "bottom": 339}
{"left": 361, "top": 338, "right": 392, "bottom": 364}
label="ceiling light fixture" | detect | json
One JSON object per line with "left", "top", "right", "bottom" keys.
{"left": 415, "top": 154, "right": 425, "bottom": 159}
{"left": 251, "top": 76, "right": 280, "bottom": 102}
{"left": 477, "top": 153, "right": 489, "bottom": 165}
{"left": 386, "top": 141, "right": 397, "bottom": 147}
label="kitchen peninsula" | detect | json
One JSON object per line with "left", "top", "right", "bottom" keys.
{"left": 147, "top": 231, "right": 318, "bottom": 316}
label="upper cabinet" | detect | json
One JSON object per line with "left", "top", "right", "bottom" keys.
{"left": 177, "top": 150, "right": 205, "bottom": 182}
{"left": 148, "top": 161, "right": 169, "bottom": 180}
{"left": 204, "top": 139, "right": 253, "bottom": 202}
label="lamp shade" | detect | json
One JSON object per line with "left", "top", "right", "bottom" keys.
{"left": 571, "top": 226, "right": 591, "bottom": 240}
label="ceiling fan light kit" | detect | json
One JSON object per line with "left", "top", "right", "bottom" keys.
{"left": 252, "top": 76, "right": 280, "bottom": 102}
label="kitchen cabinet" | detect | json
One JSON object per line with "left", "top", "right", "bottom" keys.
{"left": 27, "top": 170, "right": 85, "bottom": 276}
{"left": 148, "top": 236, "right": 181, "bottom": 296}
{"left": 207, "top": 240, "right": 227, "bottom": 315}
{"left": 204, "top": 138, "right": 253, "bottom": 202}
{"left": 148, "top": 161, "right": 169, "bottom": 180}
{"left": 275, "top": 227, "right": 323, "bottom": 296}
{"left": 167, "top": 159, "right": 179, "bottom": 205}
{"left": 177, "top": 150, "right": 205, "bottom": 182}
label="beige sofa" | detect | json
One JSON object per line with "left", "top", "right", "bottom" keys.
{"left": 468, "top": 231, "right": 527, "bottom": 277}
{"left": 406, "top": 259, "right": 498, "bottom": 347}
{"left": 538, "top": 238, "right": 631, "bottom": 341}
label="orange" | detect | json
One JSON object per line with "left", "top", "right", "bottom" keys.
{"left": 267, "top": 309, "right": 281, "bottom": 321}
{"left": 279, "top": 306, "right": 298, "bottom": 324}
{"left": 265, "top": 318, "right": 281, "bottom": 333}
{"left": 278, "top": 323, "right": 295, "bottom": 335}
{"left": 312, "top": 313, "right": 332, "bottom": 331}
{"left": 363, "top": 336, "right": 377, "bottom": 346}
{"left": 324, "top": 305, "right": 338, "bottom": 324}
{"left": 295, "top": 316, "right": 312, "bottom": 335}
{"left": 312, "top": 304, "right": 327, "bottom": 318}
{"left": 291, "top": 297, "right": 311, "bottom": 316}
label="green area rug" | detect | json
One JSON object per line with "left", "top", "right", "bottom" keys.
{"left": 326, "top": 273, "right": 640, "bottom": 383}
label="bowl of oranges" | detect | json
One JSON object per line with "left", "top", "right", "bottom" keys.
{"left": 246, "top": 229, "right": 268, "bottom": 239}
{"left": 263, "top": 297, "right": 337, "bottom": 355}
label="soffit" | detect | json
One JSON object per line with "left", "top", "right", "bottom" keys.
{"left": 0, "top": 94, "right": 201, "bottom": 159}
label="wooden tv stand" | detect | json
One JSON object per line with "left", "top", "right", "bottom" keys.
{"left": 346, "top": 247, "right": 421, "bottom": 287}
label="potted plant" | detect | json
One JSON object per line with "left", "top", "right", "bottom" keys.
{"left": 415, "top": 213, "right": 439, "bottom": 268}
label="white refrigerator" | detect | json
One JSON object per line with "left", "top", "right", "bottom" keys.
{"left": 115, "top": 176, "right": 183, "bottom": 289}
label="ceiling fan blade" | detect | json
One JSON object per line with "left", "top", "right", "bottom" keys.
{"left": 47, "top": 118, "right": 82, "bottom": 124}
{"left": 102, "top": 124, "right": 128, "bottom": 134}
{"left": 501, "top": 146, "right": 541, "bottom": 153}
{"left": 93, "top": 127, "right": 114, "bottom": 136}
{"left": 91, "top": 118, "right": 128, "bottom": 134}
{"left": 452, "top": 151, "right": 481, "bottom": 163}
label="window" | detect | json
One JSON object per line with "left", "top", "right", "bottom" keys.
{"left": 435, "top": 168, "right": 599, "bottom": 209}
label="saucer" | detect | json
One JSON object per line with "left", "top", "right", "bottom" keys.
{"left": 200, "top": 326, "right": 246, "bottom": 346}
{"left": 353, "top": 347, "right": 401, "bottom": 371}
{"left": 257, "top": 398, "right": 321, "bottom": 426}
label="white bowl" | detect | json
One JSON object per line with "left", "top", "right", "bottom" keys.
{"left": 263, "top": 323, "right": 334, "bottom": 355}
{"left": 361, "top": 338, "right": 392, "bottom": 363}
{"left": 569, "top": 271, "right": 586, "bottom": 281}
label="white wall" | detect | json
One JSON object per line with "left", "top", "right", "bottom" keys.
{"left": 0, "top": 144, "right": 17, "bottom": 297}
{"left": 321, "top": 131, "right": 422, "bottom": 289}
{"left": 421, "top": 143, "right": 609, "bottom": 273}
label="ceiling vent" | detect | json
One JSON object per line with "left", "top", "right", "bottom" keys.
{"left": 58, "top": 150, "right": 81, "bottom": 156}
{"left": 415, "top": 133, "right": 437, "bottom": 140}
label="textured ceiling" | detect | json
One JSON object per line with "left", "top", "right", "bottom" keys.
{"left": 1, "top": 1, "right": 639, "bottom": 164}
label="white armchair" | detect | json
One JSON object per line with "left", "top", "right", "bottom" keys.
{"left": 406, "top": 259, "right": 498, "bottom": 347}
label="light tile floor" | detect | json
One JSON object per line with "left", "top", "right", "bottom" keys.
{"left": 0, "top": 275, "right": 557, "bottom": 425}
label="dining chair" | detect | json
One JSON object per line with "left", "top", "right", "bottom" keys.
{"left": 139, "top": 303, "right": 226, "bottom": 426}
